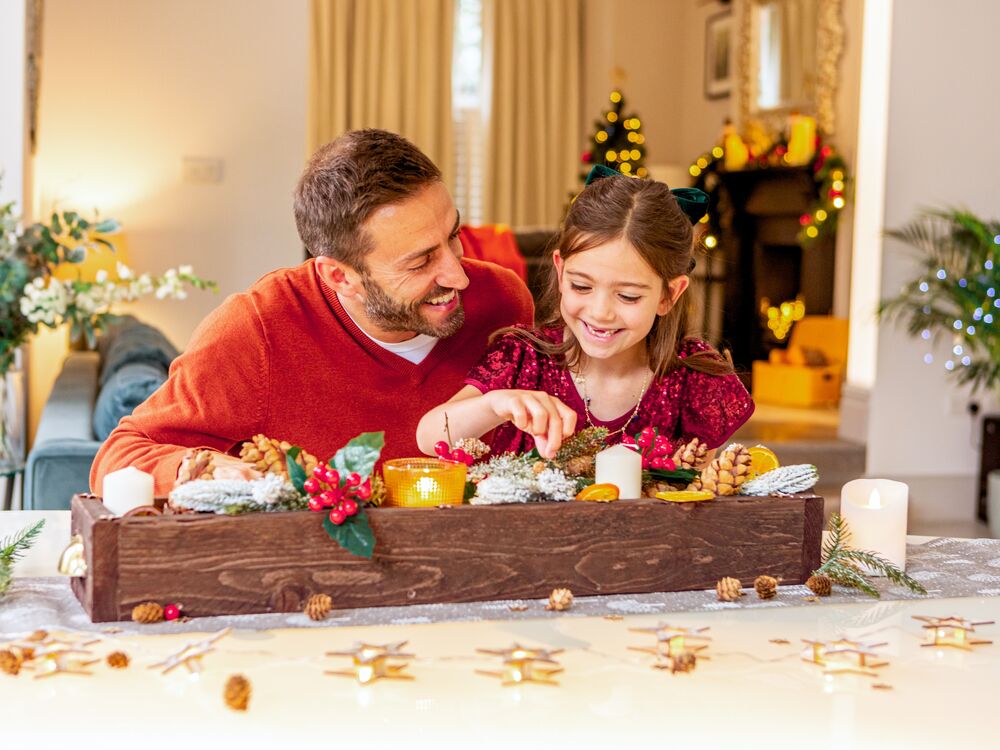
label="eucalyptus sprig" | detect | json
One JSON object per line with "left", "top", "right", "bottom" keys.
{"left": 814, "top": 514, "right": 927, "bottom": 599}
{"left": 0, "top": 519, "right": 45, "bottom": 596}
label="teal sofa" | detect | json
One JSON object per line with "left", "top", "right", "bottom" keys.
{"left": 23, "top": 317, "right": 178, "bottom": 509}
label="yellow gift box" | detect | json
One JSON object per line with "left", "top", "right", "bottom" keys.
{"left": 382, "top": 458, "right": 467, "bottom": 508}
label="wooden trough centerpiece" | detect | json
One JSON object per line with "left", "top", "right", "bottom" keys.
{"left": 69, "top": 492, "right": 823, "bottom": 622}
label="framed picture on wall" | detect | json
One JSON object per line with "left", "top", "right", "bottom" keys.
{"left": 704, "top": 11, "right": 733, "bottom": 99}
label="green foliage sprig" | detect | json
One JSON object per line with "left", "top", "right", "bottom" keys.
{"left": 814, "top": 514, "right": 927, "bottom": 599}
{"left": 0, "top": 519, "right": 45, "bottom": 596}
{"left": 880, "top": 208, "right": 1000, "bottom": 393}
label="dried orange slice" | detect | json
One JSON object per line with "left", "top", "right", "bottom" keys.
{"left": 747, "top": 445, "right": 780, "bottom": 480}
{"left": 654, "top": 490, "right": 714, "bottom": 503}
{"left": 575, "top": 483, "right": 620, "bottom": 502}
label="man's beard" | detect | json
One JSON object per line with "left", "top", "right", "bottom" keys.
{"left": 360, "top": 274, "right": 465, "bottom": 338}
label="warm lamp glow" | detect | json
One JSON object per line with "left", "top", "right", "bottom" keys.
{"left": 51, "top": 231, "right": 129, "bottom": 282}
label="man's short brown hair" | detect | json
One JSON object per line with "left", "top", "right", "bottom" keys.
{"left": 294, "top": 129, "right": 442, "bottom": 269}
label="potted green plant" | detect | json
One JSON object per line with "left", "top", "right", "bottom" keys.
{"left": 0, "top": 189, "right": 216, "bottom": 468}
{"left": 880, "top": 207, "right": 1000, "bottom": 533}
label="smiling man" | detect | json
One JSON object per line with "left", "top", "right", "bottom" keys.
{"left": 90, "top": 129, "right": 534, "bottom": 496}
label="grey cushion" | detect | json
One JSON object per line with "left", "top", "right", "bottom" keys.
{"left": 100, "top": 319, "right": 179, "bottom": 386}
{"left": 92, "top": 361, "right": 167, "bottom": 440}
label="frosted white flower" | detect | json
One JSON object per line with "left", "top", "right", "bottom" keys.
{"left": 535, "top": 468, "right": 577, "bottom": 502}
{"left": 178, "top": 264, "right": 193, "bottom": 276}
{"left": 95, "top": 269, "right": 109, "bottom": 284}
{"left": 471, "top": 475, "right": 533, "bottom": 505}
{"left": 116, "top": 261, "right": 133, "bottom": 280}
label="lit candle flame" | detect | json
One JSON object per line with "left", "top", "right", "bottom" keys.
{"left": 867, "top": 488, "right": 882, "bottom": 509}
{"left": 415, "top": 476, "right": 440, "bottom": 500}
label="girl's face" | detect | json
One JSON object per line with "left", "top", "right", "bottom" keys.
{"left": 553, "top": 237, "right": 688, "bottom": 364}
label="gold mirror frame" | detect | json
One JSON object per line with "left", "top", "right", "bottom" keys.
{"left": 737, "top": 0, "right": 844, "bottom": 135}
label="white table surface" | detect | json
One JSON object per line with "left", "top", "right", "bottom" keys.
{"left": 1, "top": 511, "right": 998, "bottom": 748}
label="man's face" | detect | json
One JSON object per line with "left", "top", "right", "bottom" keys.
{"left": 355, "top": 182, "right": 470, "bottom": 339}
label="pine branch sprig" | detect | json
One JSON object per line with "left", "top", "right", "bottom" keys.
{"left": 814, "top": 513, "right": 927, "bottom": 599}
{"left": 837, "top": 549, "right": 928, "bottom": 595}
{"left": 820, "top": 559, "right": 880, "bottom": 599}
{"left": 0, "top": 519, "right": 45, "bottom": 564}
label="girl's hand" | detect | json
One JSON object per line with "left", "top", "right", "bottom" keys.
{"left": 486, "top": 389, "right": 577, "bottom": 459}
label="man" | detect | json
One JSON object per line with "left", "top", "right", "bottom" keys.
{"left": 90, "top": 129, "right": 534, "bottom": 496}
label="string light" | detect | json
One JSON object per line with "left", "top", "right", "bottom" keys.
{"left": 697, "top": 157, "right": 708, "bottom": 169}
{"left": 607, "top": 112, "right": 618, "bottom": 123}
{"left": 689, "top": 165, "right": 702, "bottom": 177}
{"left": 968, "top": 326, "right": 976, "bottom": 335}
{"left": 620, "top": 162, "right": 632, "bottom": 174}
{"left": 596, "top": 131, "right": 608, "bottom": 143}
{"left": 607, "top": 150, "right": 617, "bottom": 162}
{"left": 937, "top": 269, "right": 947, "bottom": 280}
{"left": 919, "top": 282, "right": 930, "bottom": 292}
{"left": 986, "top": 314, "right": 994, "bottom": 324}
{"left": 962, "top": 356, "right": 972, "bottom": 366}
{"left": 712, "top": 146, "right": 724, "bottom": 158}
{"left": 921, "top": 330, "right": 931, "bottom": 340}
{"left": 815, "top": 209, "right": 828, "bottom": 222}
{"left": 805, "top": 226, "right": 819, "bottom": 238}
{"left": 636, "top": 167, "right": 648, "bottom": 178}
{"left": 945, "top": 360, "right": 955, "bottom": 370}
{"left": 630, "top": 149, "right": 641, "bottom": 160}
{"left": 959, "top": 278, "right": 968, "bottom": 287}
{"left": 954, "top": 320, "right": 963, "bottom": 329}
{"left": 704, "top": 235, "right": 718, "bottom": 249}
{"left": 832, "top": 196, "right": 845, "bottom": 209}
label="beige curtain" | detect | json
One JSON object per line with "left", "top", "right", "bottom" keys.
{"left": 308, "top": 0, "right": 455, "bottom": 185}
{"left": 482, "top": 0, "right": 581, "bottom": 227}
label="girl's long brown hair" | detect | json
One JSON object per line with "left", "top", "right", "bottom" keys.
{"left": 495, "top": 174, "right": 734, "bottom": 379}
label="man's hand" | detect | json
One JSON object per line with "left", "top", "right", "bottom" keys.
{"left": 486, "top": 389, "right": 577, "bottom": 459}
{"left": 176, "top": 449, "right": 263, "bottom": 487}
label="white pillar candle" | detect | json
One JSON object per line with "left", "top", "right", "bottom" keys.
{"left": 595, "top": 444, "right": 642, "bottom": 499}
{"left": 102, "top": 466, "right": 155, "bottom": 516}
{"left": 839, "top": 478, "right": 908, "bottom": 572}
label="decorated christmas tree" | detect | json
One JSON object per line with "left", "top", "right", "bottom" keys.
{"left": 580, "top": 90, "right": 648, "bottom": 183}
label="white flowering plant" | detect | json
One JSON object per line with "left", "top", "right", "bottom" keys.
{"left": 0, "top": 193, "right": 216, "bottom": 374}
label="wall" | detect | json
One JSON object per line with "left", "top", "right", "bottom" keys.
{"left": 30, "top": 0, "right": 309, "bottom": 440}
{"left": 0, "top": 0, "right": 27, "bottom": 210}
{"left": 581, "top": 0, "right": 691, "bottom": 167}
{"left": 866, "top": 0, "right": 1000, "bottom": 478}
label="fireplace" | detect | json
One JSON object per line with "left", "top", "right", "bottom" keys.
{"left": 698, "top": 166, "right": 837, "bottom": 373}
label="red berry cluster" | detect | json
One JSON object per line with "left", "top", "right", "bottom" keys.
{"left": 433, "top": 441, "right": 474, "bottom": 467}
{"left": 303, "top": 463, "right": 371, "bottom": 525}
{"left": 623, "top": 426, "right": 676, "bottom": 471}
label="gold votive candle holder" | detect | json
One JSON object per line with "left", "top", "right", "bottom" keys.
{"left": 381, "top": 458, "right": 467, "bottom": 508}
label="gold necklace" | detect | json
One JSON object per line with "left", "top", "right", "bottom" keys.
{"left": 572, "top": 368, "right": 652, "bottom": 439}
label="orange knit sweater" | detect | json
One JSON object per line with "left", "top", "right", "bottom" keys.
{"left": 90, "top": 259, "right": 534, "bottom": 496}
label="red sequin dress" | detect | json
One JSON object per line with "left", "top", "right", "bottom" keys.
{"left": 465, "top": 327, "right": 755, "bottom": 455}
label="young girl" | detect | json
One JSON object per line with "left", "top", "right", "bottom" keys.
{"left": 416, "top": 169, "right": 754, "bottom": 460}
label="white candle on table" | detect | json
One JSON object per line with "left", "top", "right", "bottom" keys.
{"left": 595, "top": 444, "right": 642, "bottom": 499}
{"left": 102, "top": 466, "right": 155, "bottom": 516}
{"left": 839, "top": 478, "right": 908, "bottom": 571}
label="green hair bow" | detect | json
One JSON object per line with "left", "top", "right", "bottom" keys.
{"left": 583, "top": 164, "right": 709, "bottom": 225}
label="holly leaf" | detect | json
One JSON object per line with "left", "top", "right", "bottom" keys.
{"left": 330, "top": 432, "right": 384, "bottom": 479}
{"left": 286, "top": 446, "right": 307, "bottom": 494}
{"left": 322, "top": 509, "right": 375, "bottom": 559}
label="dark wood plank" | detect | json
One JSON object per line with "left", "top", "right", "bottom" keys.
{"left": 69, "top": 493, "right": 823, "bottom": 621}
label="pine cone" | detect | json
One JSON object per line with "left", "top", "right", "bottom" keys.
{"left": 0, "top": 648, "right": 21, "bottom": 676}
{"left": 564, "top": 454, "right": 595, "bottom": 477}
{"left": 673, "top": 437, "right": 709, "bottom": 470}
{"left": 754, "top": 575, "right": 779, "bottom": 600}
{"left": 304, "top": 593, "right": 333, "bottom": 621}
{"left": 688, "top": 443, "right": 752, "bottom": 496}
{"left": 670, "top": 650, "right": 697, "bottom": 674}
{"left": 546, "top": 587, "right": 574, "bottom": 611}
{"left": 224, "top": 674, "right": 252, "bottom": 711}
{"left": 239, "top": 435, "right": 319, "bottom": 480}
{"left": 715, "top": 576, "right": 744, "bottom": 602}
{"left": 806, "top": 574, "right": 832, "bottom": 597}
{"left": 177, "top": 449, "right": 216, "bottom": 482}
{"left": 454, "top": 437, "right": 491, "bottom": 461}
{"left": 131, "top": 601, "right": 165, "bottom": 624}
{"left": 367, "top": 473, "right": 387, "bottom": 507}
{"left": 106, "top": 651, "right": 130, "bottom": 669}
